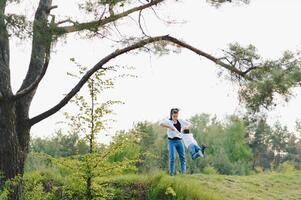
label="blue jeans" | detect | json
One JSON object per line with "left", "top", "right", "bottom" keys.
{"left": 168, "top": 139, "right": 186, "bottom": 176}
{"left": 188, "top": 144, "right": 202, "bottom": 160}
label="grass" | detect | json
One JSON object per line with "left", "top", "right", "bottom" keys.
{"left": 106, "top": 171, "right": 301, "bottom": 200}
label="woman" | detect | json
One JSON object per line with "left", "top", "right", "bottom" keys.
{"left": 159, "top": 108, "right": 191, "bottom": 176}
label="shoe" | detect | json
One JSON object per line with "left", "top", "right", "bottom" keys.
{"left": 201, "top": 145, "right": 207, "bottom": 156}
{"left": 198, "top": 151, "right": 204, "bottom": 158}
{"left": 192, "top": 153, "right": 199, "bottom": 160}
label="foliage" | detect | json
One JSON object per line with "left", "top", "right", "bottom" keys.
{"left": 0, "top": 175, "right": 22, "bottom": 200}
{"left": 202, "top": 165, "right": 218, "bottom": 175}
{"left": 24, "top": 59, "right": 135, "bottom": 199}
{"left": 28, "top": 112, "right": 301, "bottom": 178}
{"left": 115, "top": 114, "right": 253, "bottom": 175}
{"left": 247, "top": 117, "right": 272, "bottom": 169}
{"left": 109, "top": 171, "right": 301, "bottom": 200}
{"left": 65, "top": 61, "right": 122, "bottom": 153}
{"left": 128, "top": 122, "right": 167, "bottom": 173}
{"left": 277, "top": 161, "right": 296, "bottom": 173}
{"left": 121, "top": 113, "right": 301, "bottom": 175}
{"left": 187, "top": 114, "right": 253, "bottom": 175}
{"left": 248, "top": 117, "right": 301, "bottom": 171}
{"left": 207, "top": 0, "right": 250, "bottom": 7}
{"left": 222, "top": 44, "right": 301, "bottom": 112}
{"left": 24, "top": 132, "right": 140, "bottom": 200}
{"left": 6, "top": 0, "right": 301, "bottom": 199}
{"left": 79, "top": 0, "right": 130, "bottom": 17}
{"left": 18, "top": 170, "right": 301, "bottom": 200}
{"left": 30, "top": 130, "right": 90, "bottom": 158}
{"left": 20, "top": 111, "right": 301, "bottom": 199}
{"left": 5, "top": 13, "right": 32, "bottom": 39}
{"left": 59, "top": 60, "right": 125, "bottom": 199}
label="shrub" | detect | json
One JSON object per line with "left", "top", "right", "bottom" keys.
{"left": 277, "top": 161, "right": 296, "bottom": 173}
{"left": 202, "top": 165, "right": 218, "bottom": 175}
{"left": 23, "top": 169, "right": 87, "bottom": 200}
{"left": 254, "top": 166, "right": 264, "bottom": 173}
{"left": 147, "top": 174, "right": 222, "bottom": 200}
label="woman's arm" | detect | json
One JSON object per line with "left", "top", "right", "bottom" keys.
{"left": 180, "top": 119, "right": 192, "bottom": 130}
{"left": 159, "top": 119, "right": 176, "bottom": 131}
{"left": 161, "top": 124, "right": 176, "bottom": 131}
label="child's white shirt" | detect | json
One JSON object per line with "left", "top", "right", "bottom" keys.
{"left": 181, "top": 133, "right": 198, "bottom": 148}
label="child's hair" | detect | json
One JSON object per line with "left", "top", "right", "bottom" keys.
{"left": 183, "top": 129, "right": 190, "bottom": 134}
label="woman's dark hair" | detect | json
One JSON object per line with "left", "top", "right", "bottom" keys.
{"left": 169, "top": 108, "right": 179, "bottom": 120}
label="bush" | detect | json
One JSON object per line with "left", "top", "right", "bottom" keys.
{"left": 277, "top": 162, "right": 296, "bottom": 173}
{"left": 254, "top": 166, "right": 264, "bottom": 173}
{"left": 202, "top": 165, "right": 218, "bottom": 175}
{"left": 25, "top": 152, "right": 53, "bottom": 172}
{"left": 106, "top": 173, "right": 223, "bottom": 200}
{"left": 147, "top": 174, "right": 222, "bottom": 200}
{"left": 23, "top": 170, "right": 61, "bottom": 200}
{"left": 23, "top": 169, "right": 85, "bottom": 200}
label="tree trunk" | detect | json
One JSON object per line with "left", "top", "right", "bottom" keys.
{"left": 252, "top": 152, "right": 259, "bottom": 170}
{"left": 0, "top": 1, "right": 52, "bottom": 198}
{"left": 86, "top": 79, "right": 95, "bottom": 200}
{"left": 86, "top": 176, "right": 92, "bottom": 200}
{"left": 0, "top": 100, "right": 30, "bottom": 200}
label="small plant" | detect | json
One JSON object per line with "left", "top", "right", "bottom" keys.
{"left": 202, "top": 165, "right": 218, "bottom": 175}
{"left": 277, "top": 161, "right": 296, "bottom": 173}
{"left": 165, "top": 186, "right": 176, "bottom": 197}
{"left": 0, "top": 175, "right": 22, "bottom": 200}
{"left": 254, "top": 166, "right": 264, "bottom": 174}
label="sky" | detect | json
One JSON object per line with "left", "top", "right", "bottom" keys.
{"left": 8, "top": 0, "right": 301, "bottom": 142}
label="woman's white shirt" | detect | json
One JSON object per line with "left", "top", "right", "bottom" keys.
{"left": 159, "top": 119, "right": 191, "bottom": 139}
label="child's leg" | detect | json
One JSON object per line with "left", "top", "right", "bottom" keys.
{"left": 196, "top": 144, "right": 207, "bottom": 156}
{"left": 194, "top": 144, "right": 202, "bottom": 152}
{"left": 201, "top": 145, "right": 207, "bottom": 155}
{"left": 194, "top": 144, "right": 204, "bottom": 158}
{"left": 188, "top": 144, "right": 201, "bottom": 160}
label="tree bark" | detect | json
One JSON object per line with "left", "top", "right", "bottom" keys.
{"left": 0, "top": 0, "right": 25, "bottom": 198}
{"left": 86, "top": 175, "right": 92, "bottom": 200}
{"left": 0, "top": 101, "right": 30, "bottom": 200}
{"left": 0, "top": 1, "right": 52, "bottom": 199}
{"left": 0, "top": 0, "right": 11, "bottom": 99}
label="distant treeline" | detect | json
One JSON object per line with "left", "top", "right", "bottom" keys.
{"left": 28, "top": 113, "right": 301, "bottom": 175}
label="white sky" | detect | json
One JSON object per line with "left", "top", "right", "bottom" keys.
{"left": 8, "top": 0, "right": 301, "bottom": 142}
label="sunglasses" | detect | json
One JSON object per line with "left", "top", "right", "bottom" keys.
{"left": 171, "top": 108, "right": 179, "bottom": 114}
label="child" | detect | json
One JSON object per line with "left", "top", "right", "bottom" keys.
{"left": 181, "top": 129, "right": 206, "bottom": 160}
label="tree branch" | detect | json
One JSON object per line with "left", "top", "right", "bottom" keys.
{"left": 165, "top": 36, "right": 248, "bottom": 77}
{"left": 16, "top": 0, "right": 53, "bottom": 100}
{"left": 0, "top": 0, "right": 12, "bottom": 98}
{"left": 242, "top": 66, "right": 258, "bottom": 75}
{"left": 138, "top": 9, "right": 150, "bottom": 37}
{"left": 55, "top": 19, "right": 77, "bottom": 26}
{"left": 12, "top": 45, "right": 51, "bottom": 100}
{"left": 15, "top": 0, "right": 53, "bottom": 151}
{"left": 29, "top": 35, "right": 248, "bottom": 126}
{"left": 47, "top": 5, "right": 58, "bottom": 13}
{"left": 54, "top": 0, "right": 164, "bottom": 35}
